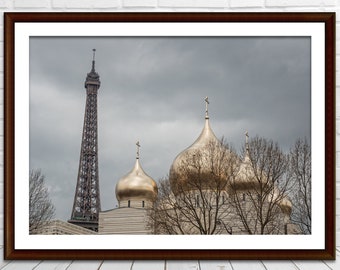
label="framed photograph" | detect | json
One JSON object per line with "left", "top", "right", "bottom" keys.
{"left": 4, "top": 12, "right": 335, "bottom": 260}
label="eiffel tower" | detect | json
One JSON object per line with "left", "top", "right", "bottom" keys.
{"left": 68, "top": 49, "right": 101, "bottom": 231}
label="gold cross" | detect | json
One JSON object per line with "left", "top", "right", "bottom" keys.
{"left": 136, "top": 141, "right": 141, "bottom": 159}
{"left": 205, "top": 96, "right": 209, "bottom": 118}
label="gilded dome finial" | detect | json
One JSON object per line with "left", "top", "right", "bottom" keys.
{"left": 136, "top": 141, "right": 141, "bottom": 159}
{"left": 205, "top": 96, "right": 209, "bottom": 119}
{"left": 244, "top": 131, "right": 251, "bottom": 163}
{"left": 245, "top": 131, "right": 249, "bottom": 150}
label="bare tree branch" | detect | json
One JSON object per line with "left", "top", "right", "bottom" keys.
{"left": 149, "top": 136, "right": 303, "bottom": 235}
{"left": 29, "top": 169, "right": 56, "bottom": 234}
{"left": 229, "top": 137, "right": 293, "bottom": 234}
{"left": 289, "top": 138, "right": 311, "bottom": 234}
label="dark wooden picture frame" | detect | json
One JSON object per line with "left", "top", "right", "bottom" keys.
{"left": 4, "top": 12, "right": 335, "bottom": 260}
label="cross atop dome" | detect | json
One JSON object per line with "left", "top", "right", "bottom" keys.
{"left": 205, "top": 96, "right": 209, "bottom": 119}
{"left": 136, "top": 141, "right": 141, "bottom": 159}
{"left": 245, "top": 131, "right": 249, "bottom": 151}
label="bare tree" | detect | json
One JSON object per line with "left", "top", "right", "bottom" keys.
{"left": 29, "top": 169, "right": 55, "bottom": 234}
{"left": 289, "top": 138, "right": 311, "bottom": 234}
{"left": 150, "top": 139, "right": 239, "bottom": 235}
{"left": 228, "top": 137, "right": 293, "bottom": 234}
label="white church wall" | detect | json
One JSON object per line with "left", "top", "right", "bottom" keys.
{"left": 99, "top": 207, "right": 152, "bottom": 234}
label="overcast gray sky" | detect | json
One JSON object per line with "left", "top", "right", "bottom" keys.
{"left": 29, "top": 37, "right": 311, "bottom": 221}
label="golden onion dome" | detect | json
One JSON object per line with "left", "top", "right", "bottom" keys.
{"left": 170, "top": 117, "right": 220, "bottom": 174}
{"left": 232, "top": 132, "right": 265, "bottom": 190}
{"left": 233, "top": 148, "right": 258, "bottom": 190}
{"left": 169, "top": 97, "right": 228, "bottom": 192}
{"left": 234, "top": 133, "right": 292, "bottom": 214}
{"left": 115, "top": 142, "right": 158, "bottom": 202}
{"left": 235, "top": 154, "right": 292, "bottom": 214}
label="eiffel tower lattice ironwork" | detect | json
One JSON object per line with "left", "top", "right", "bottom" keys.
{"left": 68, "top": 49, "right": 101, "bottom": 231}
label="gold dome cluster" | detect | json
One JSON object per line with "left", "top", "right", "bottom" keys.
{"left": 115, "top": 97, "right": 291, "bottom": 215}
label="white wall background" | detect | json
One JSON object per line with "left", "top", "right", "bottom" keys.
{"left": 0, "top": 0, "right": 339, "bottom": 269}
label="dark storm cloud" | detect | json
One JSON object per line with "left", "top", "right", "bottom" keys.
{"left": 29, "top": 37, "right": 311, "bottom": 220}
